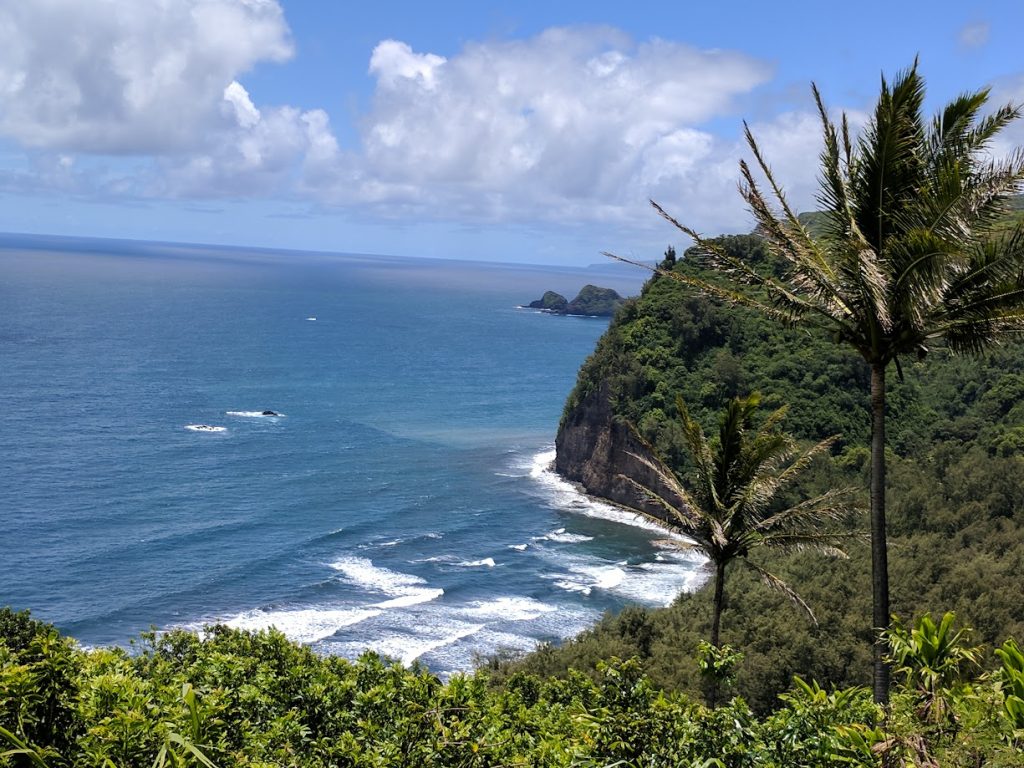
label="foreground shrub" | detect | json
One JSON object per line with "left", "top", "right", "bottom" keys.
{"left": 2, "top": 608, "right": 1023, "bottom": 767}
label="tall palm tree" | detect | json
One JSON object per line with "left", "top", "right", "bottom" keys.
{"left": 619, "top": 393, "right": 853, "bottom": 653}
{"left": 618, "top": 63, "right": 1024, "bottom": 703}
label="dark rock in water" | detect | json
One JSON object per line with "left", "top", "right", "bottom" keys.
{"left": 526, "top": 285, "right": 625, "bottom": 317}
{"left": 565, "top": 285, "right": 624, "bottom": 316}
{"left": 262, "top": 410, "right": 279, "bottom": 416}
{"left": 528, "top": 291, "right": 569, "bottom": 312}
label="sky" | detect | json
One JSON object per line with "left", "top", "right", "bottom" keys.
{"left": 1, "top": 1, "right": 1023, "bottom": 265}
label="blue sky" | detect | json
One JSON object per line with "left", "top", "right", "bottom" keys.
{"left": 1, "top": 1, "right": 1022, "bottom": 265}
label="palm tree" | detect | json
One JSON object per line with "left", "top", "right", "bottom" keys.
{"left": 618, "top": 62, "right": 1024, "bottom": 703}
{"left": 619, "top": 393, "right": 853, "bottom": 653}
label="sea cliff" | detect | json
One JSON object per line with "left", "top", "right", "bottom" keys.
{"left": 555, "top": 382, "right": 685, "bottom": 522}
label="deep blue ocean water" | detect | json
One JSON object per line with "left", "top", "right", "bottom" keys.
{"left": 1, "top": 236, "right": 705, "bottom": 674}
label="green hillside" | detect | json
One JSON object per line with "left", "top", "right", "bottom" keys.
{"left": 501, "top": 234, "right": 1024, "bottom": 712}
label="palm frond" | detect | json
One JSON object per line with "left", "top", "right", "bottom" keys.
{"left": 616, "top": 474, "right": 704, "bottom": 535}
{"left": 770, "top": 434, "right": 840, "bottom": 493}
{"left": 603, "top": 249, "right": 795, "bottom": 324}
{"left": 929, "top": 89, "right": 990, "bottom": 159}
{"left": 961, "top": 101, "right": 1022, "bottom": 155}
{"left": 754, "top": 487, "right": 859, "bottom": 532}
{"left": 760, "top": 532, "right": 853, "bottom": 556}
{"left": 650, "top": 200, "right": 856, "bottom": 330}
{"left": 743, "top": 560, "right": 818, "bottom": 625}
{"left": 852, "top": 63, "right": 927, "bottom": 253}
{"left": 737, "top": 159, "right": 855, "bottom": 320}
{"left": 619, "top": 444, "right": 703, "bottom": 518}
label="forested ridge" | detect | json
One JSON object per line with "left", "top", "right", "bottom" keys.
{"left": 498, "top": 233, "right": 1024, "bottom": 714}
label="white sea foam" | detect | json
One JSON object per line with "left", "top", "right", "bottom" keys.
{"left": 540, "top": 542, "right": 707, "bottom": 606}
{"left": 373, "top": 590, "right": 445, "bottom": 609}
{"left": 326, "top": 619, "right": 487, "bottom": 667}
{"left": 394, "top": 624, "right": 487, "bottom": 666}
{"left": 306, "top": 316, "right": 317, "bottom": 321}
{"left": 529, "top": 449, "right": 688, "bottom": 540}
{"left": 330, "top": 556, "right": 434, "bottom": 598}
{"left": 508, "top": 543, "right": 528, "bottom": 551}
{"left": 549, "top": 562, "right": 626, "bottom": 596}
{"left": 552, "top": 579, "right": 591, "bottom": 595}
{"left": 546, "top": 527, "right": 594, "bottom": 544}
{"left": 585, "top": 564, "right": 627, "bottom": 590}
{"left": 224, "top": 606, "right": 382, "bottom": 644}
{"left": 605, "top": 559, "right": 708, "bottom": 607}
{"left": 461, "top": 596, "right": 557, "bottom": 621}
{"left": 185, "top": 424, "right": 226, "bottom": 432}
{"left": 225, "top": 410, "right": 285, "bottom": 418}
{"left": 413, "top": 554, "right": 495, "bottom": 567}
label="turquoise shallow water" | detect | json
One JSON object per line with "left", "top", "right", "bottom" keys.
{"left": 0, "top": 236, "right": 706, "bottom": 673}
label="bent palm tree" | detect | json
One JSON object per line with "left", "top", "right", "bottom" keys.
{"left": 620, "top": 393, "right": 853, "bottom": 653}
{"left": 615, "top": 63, "right": 1024, "bottom": 704}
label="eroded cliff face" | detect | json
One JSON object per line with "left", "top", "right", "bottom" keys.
{"left": 555, "top": 383, "right": 686, "bottom": 525}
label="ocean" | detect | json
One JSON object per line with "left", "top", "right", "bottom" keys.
{"left": 0, "top": 235, "right": 706, "bottom": 674}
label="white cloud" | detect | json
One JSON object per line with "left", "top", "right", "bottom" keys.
{"left": 0, "top": 0, "right": 340, "bottom": 200}
{"left": 311, "top": 26, "right": 778, "bottom": 233}
{"left": 369, "top": 40, "right": 447, "bottom": 91}
{"left": 223, "top": 81, "right": 261, "bottom": 129}
{"left": 0, "top": 13, "right": 832, "bottom": 236}
{"left": 0, "top": 0, "right": 292, "bottom": 153}
{"left": 158, "top": 101, "right": 337, "bottom": 197}
{"left": 958, "top": 21, "right": 991, "bottom": 50}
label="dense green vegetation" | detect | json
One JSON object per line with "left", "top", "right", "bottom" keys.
{"left": 523, "top": 62, "right": 1024, "bottom": 710}
{"left": 659, "top": 62, "right": 1024, "bottom": 704}
{"left": 4, "top": 608, "right": 1024, "bottom": 766}
{"left": 502, "top": 233, "right": 1024, "bottom": 713}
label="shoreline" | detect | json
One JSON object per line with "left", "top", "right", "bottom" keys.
{"left": 529, "top": 447, "right": 699, "bottom": 546}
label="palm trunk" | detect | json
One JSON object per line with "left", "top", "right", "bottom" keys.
{"left": 708, "top": 560, "right": 726, "bottom": 708}
{"left": 870, "top": 362, "right": 890, "bottom": 705}
{"left": 711, "top": 560, "right": 725, "bottom": 648}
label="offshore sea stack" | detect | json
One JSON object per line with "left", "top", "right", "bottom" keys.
{"left": 527, "top": 285, "right": 625, "bottom": 317}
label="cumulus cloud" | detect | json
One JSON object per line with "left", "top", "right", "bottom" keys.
{"left": 0, "top": 12, "right": 833, "bottom": 235}
{"left": 0, "top": 0, "right": 343, "bottom": 201}
{"left": 369, "top": 41, "right": 447, "bottom": 91}
{"left": 159, "top": 83, "right": 337, "bottom": 197}
{"left": 307, "top": 26, "right": 783, "bottom": 233}
{"left": 0, "top": 0, "right": 293, "bottom": 153}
